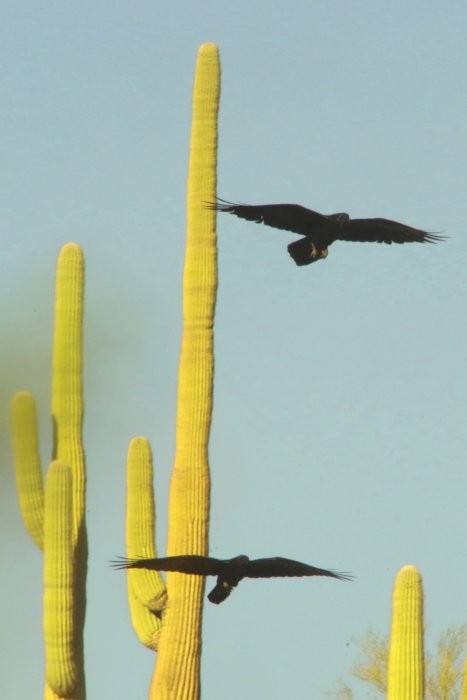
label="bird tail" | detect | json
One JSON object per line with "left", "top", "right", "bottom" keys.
{"left": 207, "top": 581, "right": 234, "bottom": 604}
{"left": 287, "top": 238, "right": 327, "bottom": 266}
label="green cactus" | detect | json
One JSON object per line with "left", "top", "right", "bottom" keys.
{"left": 387, "top": 565, "right": 425, "bottom": 700}
{"left": 11, "top": 391, "right": 44, "bottom": 548}
{"left": 142, "top": 42, "right": 220, "bottom": 699}
{"left": 11, "top": 243, "right": 86, "bottom": 700}
{"left": 125, "top": 437, "right": 166, "bottom": 649}
{"left": 43, "top": 462, "right": 77, "bottom": 695}
{"left": 51, "top": 243, "right": 86, "bottom": 546}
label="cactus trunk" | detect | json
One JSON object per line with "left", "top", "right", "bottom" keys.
{"left": 149, "top": 42, "right": 220, "bottom": 700}
{"left": 387, "top": 565, "right": 425, "bottom": 700}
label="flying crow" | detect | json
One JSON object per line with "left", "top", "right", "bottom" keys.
{"left": 210, "top": 199, "right": 443, "bottom": 266}
{"left": 111, "top": 554, "right": 352, "bottom": 604}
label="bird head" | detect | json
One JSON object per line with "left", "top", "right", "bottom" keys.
{"left": 329, "top": 212, "right": 350, "bottom": 226}
{"left": 229, "top": 555, "right": 250, "bottom": 567}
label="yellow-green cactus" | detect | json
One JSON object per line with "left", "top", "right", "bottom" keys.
{"left": 387, "top": 565, "right": 425, "bottom": 700}
{"left": 11, "top": 391, "right": 44, "bottom": 548}
{"left": 126, "top": 437, "right": 166, "bottom": 649}
{"left": 43, "top": 462, "right": 77, "bottom": 696}
{"left": 11, "top": 242, "right": 86, "bottom": 700}
{"left": 51, "top": 242, "right": 85, "bottom": 545}
{"left": 149, "top": 42, "right": 220, "bottom": 699}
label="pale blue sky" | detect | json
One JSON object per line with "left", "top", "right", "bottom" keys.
{"left": 1, "top": 2, "right": 466, "bottom": 698}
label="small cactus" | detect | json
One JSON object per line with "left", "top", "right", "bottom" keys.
{"left": 387, "top": 565, "right": 425, "bottom": 700}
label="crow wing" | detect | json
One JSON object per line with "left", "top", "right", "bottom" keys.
{"left": 341, "top": 218, "right": 443, "bottom": 244}
{"left": 244, "top": 557, "right": 353, "bottom": 581}
{"left": 210, "top": 199, "right": 329, "bottom": 236}
{"left": 110, "top": 555, "right": 223, "bottom": 576}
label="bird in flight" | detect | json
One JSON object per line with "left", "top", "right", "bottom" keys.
{"left": 111, "top": 554, "right": 352, "bottom": 604}
{"left": 209, "top": 199, "right": 443, "bottom": 266}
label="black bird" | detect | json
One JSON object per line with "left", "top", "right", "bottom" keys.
{"left": 111, "top": 554, "right": 352, "bottom": 604}
{"left": 210, "top": 199, "right": 443, "bottom": 266}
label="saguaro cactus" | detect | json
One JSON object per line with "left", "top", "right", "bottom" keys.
{"left": 11, "top": 243, "right": 86, "bottom": 700}
{"left": 387, "top": 565, "right": 425, "bottom": 700}
{"left": 144, "top": 42, "right": 220, "bottom": 699}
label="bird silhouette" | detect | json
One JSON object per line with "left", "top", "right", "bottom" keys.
{"left": 209, "top": 199, "right": 443, "bottom": 266}
{"left": 111, "top": 554, "right": 352, "bottom": 604}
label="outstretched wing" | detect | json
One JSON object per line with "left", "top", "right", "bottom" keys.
{"left": 110, "top": 555, "right": 223, "bottom": 576}
{"left": 209, "top": 199, "right": 329, "bottom": 236}
{"left": 341, "top": 218, "right": 443, "bottom": 244}
{"left": 245, "top": 557, "right": 353, "bottom": 581}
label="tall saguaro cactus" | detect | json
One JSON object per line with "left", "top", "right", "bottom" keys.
{"left": 387, "top": 565, "right": 425, "bottom": 700}
{"left": 146, "top": 42, "right": 220, "bottom": 699}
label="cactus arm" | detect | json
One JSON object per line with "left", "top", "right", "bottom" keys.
{"left": 10, "top": 391, "right": 44, "bottom": 548}
{"left": 126, "top": 437, "right": 166, "bottom": 649}
{"left": 43, "top": 461, "right": 78, "bottom": 696}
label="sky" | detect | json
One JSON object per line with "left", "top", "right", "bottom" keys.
{"left": 1, "top": 1, "right": 466, "bottom": 698}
